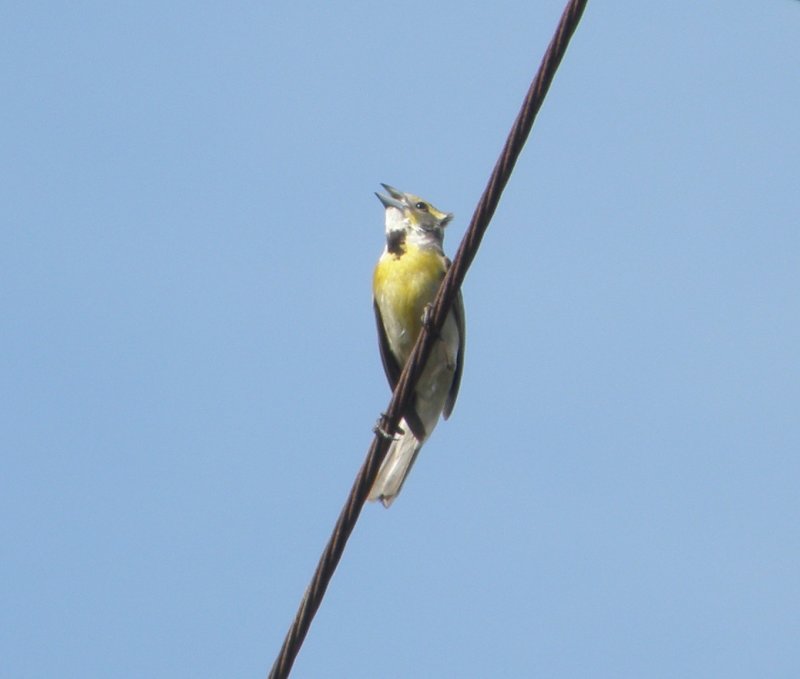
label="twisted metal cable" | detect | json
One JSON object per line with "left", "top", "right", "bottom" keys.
{"left": 268, "top": 1, "right": 588, "bottom": 677}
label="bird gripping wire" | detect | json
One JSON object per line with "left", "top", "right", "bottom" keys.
{"left": 269, "top": 1, "right": 589, "bottom": 677}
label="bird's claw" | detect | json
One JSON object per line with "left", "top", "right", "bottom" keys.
{"left": 422, "top": 303, "right": 434, "bottom": 329}
{"left": 373, "top": 414, "right": 402, "bottom": 441}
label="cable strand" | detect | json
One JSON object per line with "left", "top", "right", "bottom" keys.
{"left": 268, "top": 2, "right": 588, "bottom": 676}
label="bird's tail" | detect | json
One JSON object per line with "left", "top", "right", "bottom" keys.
{"left": 368, "top": 418, "right": 423, "bottom": 508}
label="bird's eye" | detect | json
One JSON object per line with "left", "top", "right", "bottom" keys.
{"left": 415, "top": 202, "right": 428, "bottom": 211}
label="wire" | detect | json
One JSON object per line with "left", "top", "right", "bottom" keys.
{"left": 268, "top": 1, "right": 588, "bottom": 676}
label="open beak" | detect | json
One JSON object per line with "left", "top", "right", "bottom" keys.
{"left": 380, "top": 183, "right": 406, "bottom": 200}
{"left": 375, "top": 183, "right": 406, "bottom": 210}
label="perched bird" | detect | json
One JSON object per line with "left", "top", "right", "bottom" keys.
{"left": 369, "top": 184, "right": 465, "bottom": 507}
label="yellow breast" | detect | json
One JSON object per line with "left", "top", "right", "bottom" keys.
{"left": 373, "top": 243, "right": 447, "bottom": 362}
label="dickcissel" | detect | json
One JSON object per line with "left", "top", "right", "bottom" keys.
{"left": 369, "top": 184, "right": 465, "bottom": 507}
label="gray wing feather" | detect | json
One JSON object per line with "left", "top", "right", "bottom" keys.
{"left": 443, "top": 289, "right": 465, "bottom": 420}
{"left": 373, "top": 299, "right": 402, "bottom": 389}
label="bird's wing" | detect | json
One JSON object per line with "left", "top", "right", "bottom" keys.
{"left": 373, "top": 298, "right": 402, "bottom": 390}
{"left": 443, "top": 288, "right": 465, "bottom": 420}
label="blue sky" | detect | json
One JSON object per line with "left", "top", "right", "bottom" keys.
{"left": 3, "top": 2, "right": 799, "bottom": 677}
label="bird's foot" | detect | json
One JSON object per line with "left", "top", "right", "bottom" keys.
{"left": 373, "top": 414, "right": 402, "bottom": 441}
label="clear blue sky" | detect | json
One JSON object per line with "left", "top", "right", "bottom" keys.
{"left": 3, "top": 2, "right": 798, "bottom": 677}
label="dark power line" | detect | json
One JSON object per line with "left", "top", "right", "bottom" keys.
{"left": 268, "top": 1, "right": 589, "bottom": 677}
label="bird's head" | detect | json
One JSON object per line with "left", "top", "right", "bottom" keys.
{"left": 375, "top": 184, "right": 453, "bottom": 247}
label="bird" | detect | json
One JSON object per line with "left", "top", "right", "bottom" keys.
{"left": 368, "top": 184, "right": 465, "bottom": 507}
